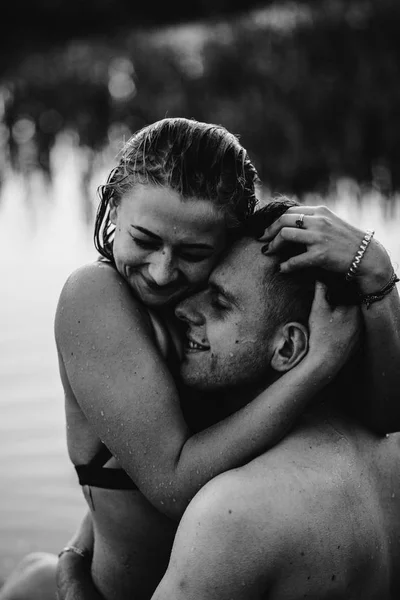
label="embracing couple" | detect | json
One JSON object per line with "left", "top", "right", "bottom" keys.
{"left": 2, "top": 117, "right": 400, "bottom": 600}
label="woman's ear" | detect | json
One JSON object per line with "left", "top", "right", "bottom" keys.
{"left": 270, "top": 322, "right": 309, "bottom": 373}
{"left": 109, "top": 197, "right": 119, "bottom": 225}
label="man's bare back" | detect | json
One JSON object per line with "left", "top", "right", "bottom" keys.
{"left": 153, "top": 402, "right": 400, "bottom": 599}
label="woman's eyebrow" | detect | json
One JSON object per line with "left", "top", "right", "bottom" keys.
{"left": 131, "top": 225, "right": 161, "bottom": 240}
{"left": 131, "top": 225, "right": 214, "bottom": 250}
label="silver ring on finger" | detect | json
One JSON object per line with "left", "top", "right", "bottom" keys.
{"left": 295, "top": 214, "right": 305, "bottom": 229}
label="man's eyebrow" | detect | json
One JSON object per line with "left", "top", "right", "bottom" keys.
{"left": 131, "top": 225, "right": 214, "bottom": 250}
{"left": 208, "top": 281, "right": 238, "bottom": 306}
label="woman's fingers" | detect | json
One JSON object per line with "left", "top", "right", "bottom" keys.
{"left": 261, "top": 226, "right": 315, "bottom": 254}
{"left": 258, "top": 205, "right": 330, "bottom": 241}
{"left": 259, "top": 213, "right": 302, "bottom": 242}
{"left": 310, "top": 280, "right": 329, "bottom": 313}
{"left": 279, "top": 252, "right": 318, "bottom": 273}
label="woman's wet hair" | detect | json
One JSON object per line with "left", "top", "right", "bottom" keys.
{"left": 94, "top": 117, "right": 259, "bottom": 261}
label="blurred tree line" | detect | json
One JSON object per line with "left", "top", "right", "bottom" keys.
{"left": 1, "top": 0, "right": 400, "bottom": 197}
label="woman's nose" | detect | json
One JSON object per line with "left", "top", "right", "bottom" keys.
{"left": 148, "top": 250, "right": 178, "bottom": 286}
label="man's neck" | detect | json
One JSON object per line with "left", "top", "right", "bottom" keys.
{"left": 180, "top": 379, "right": 271, "bottom": 433}
{"left": 182, "top": 364, "right": 364, "bottom": 436}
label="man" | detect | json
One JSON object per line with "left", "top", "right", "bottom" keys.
{"left": 148, "top": 217, "right": 400, "bottom": 599}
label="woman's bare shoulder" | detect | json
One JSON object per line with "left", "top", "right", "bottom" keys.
{"left": 55, "top": 260, "right": 151, "bottom": 341}
{"left": 54, "top": 260, "right": 176, "bottom": 361}
{"left": 57, "top": 260, "right": 142, "bottom": 308}
{"left": 60, "top": 259, "right": 124, "bottom": 293}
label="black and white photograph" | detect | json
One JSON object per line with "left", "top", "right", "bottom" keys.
{"left": 1, "top": 1, "right": 400, "bottom": 599}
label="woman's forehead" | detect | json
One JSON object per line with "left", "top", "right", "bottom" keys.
{"left": 121, "top": 184, "right": 225, "bottom": 240}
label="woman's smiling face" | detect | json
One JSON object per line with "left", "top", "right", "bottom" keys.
{"left": 110, "top": 184, "right": 227, "bottom": 308}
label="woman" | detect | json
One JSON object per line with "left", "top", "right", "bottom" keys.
{"left": 1, "top": 117, "right": 398, "bottom": 600}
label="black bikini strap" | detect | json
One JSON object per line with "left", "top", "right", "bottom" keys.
{"left": 75, "top": 464, "right": 137, "bottom": 490}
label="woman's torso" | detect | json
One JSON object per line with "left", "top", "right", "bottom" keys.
{"left": 57, "top": 262, "right": 183, "bottom": 600}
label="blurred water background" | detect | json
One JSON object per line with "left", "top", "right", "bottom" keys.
{"left": 1, "top": 0, "right": 400, "bottom": 584}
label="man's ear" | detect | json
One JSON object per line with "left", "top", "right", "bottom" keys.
{"left": 109, "top": 197, "right": 119, "bottom": 225}
{"left": 270, "top": 322, "right": 309, "bottom": 373}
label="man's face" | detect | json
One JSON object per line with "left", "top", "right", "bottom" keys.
{"left": 175, "top": 238, "right": 279, "bottom": 390}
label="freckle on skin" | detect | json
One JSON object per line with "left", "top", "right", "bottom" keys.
{"left": 228, "top": 509, "right": 232, "bottom": 514}
{"left": 331, "top": 574, "right": 336, "bottom": 581}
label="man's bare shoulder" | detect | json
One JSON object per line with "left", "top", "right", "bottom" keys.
{"left": 183, "top": 430, "right": 391, "bottom": 595}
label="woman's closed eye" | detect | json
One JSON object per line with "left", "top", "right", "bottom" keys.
{"left": 131, "top": 236, "right": 160, "bottom": 251}
{"left": 131, "top": 235, "right": 213, "bottom": 263}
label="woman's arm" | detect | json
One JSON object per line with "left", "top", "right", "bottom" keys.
{"left": 357, "top": 261, "right": 400, "bottom": 433}
{"left": 260, "top": 204, "right": 400, "bottom": 433}
{"left": 55, "top": 261, "right": 353, "bottom": 520}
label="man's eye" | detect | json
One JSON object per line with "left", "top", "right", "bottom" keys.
{"left": 211, "top": 296, "right": 228, "bottom": 311}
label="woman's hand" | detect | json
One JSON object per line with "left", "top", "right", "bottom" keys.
{"left": 56, "top": 513, "right": 98, "bottom": 600}
{"left": 306, "top": 281, "right": 362, "bottom": 377}
{"left": 259, "top": 205, "right": 393, "bottom": 294}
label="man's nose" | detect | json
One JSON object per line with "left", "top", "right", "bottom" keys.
{"left": 175, "top": 294, "right": 204, "bottom": 325}
{"left": 147, "top": 250, "right": 178, "bottom": 286}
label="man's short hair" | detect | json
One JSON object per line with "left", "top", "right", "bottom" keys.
{"left": 235, "top": 197, "right": 358, "bottom": 327}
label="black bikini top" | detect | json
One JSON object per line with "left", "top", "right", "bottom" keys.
{"left": 75, "top": 444, "right": 138, "bottom": 490}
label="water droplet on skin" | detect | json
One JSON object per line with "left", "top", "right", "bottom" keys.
{"left": 229, "top": 353, "right": 234, "bottom": 357}
{"left": 100, "top": 410, "right": 104, "bottom": 417}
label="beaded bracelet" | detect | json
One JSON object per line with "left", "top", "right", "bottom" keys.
{"left": 345, "top": 229, "right": 375, "bottom": 282}
{"left": 58, "top": 545, "right": 90, "bottom": 561}
{"left": 359, "top": 271, "right": 399, "bottom": 309}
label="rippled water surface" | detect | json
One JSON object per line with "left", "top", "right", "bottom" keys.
{"left": 0, "top": 138, "right": 399, "bottom": 581}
